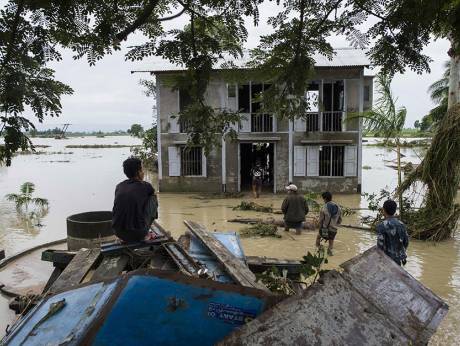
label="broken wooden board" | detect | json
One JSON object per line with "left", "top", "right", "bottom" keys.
{"left": 100, "top": 238, "right": 165, "bottom": 256}
{"left": 48, "top": 248, "right": 101, "bottom": 293}
{"left": 91, "top": 255, "right": 129, "bottom": 281}
{"left": 246, "top": 256, "right": 303, "bottom": 277}
{"left": 219, "top": 270, "right": 411, "bottom": 345}
{"left": 340, "top": 246, "right": 449, "bottom": 344}
{"left": 162, "top": 242, "right": 202, "bottom": 276}
{"left": 184, "top": 220, "right": 269, "bottom": 292}
{"left": 41, "top": 249, "right": 76, "bottom": 269}
{"left": 220, "top": 247, "right": 448, "bottom": 346}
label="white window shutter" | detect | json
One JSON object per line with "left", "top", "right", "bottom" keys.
{"left": 294, "top": 146, "right": 306, "bottom": 176}
{"left": 294, "top": 117, "right": 306, "bottom": 132}
{"left": 239, "top": 113, "right": 251, "bottom": 132}
{"left": 306, "top": 146, "right": 319, "bottom": 177}
{"left": 168, "top": 146, "right": 181, "bottom": 176}
{"left": 202, "top": 148, "right": 207, "bottom": 177}
{"left": 169, "top": 115, "right": 180, "bottom": 133}
{"left": 344, "top": 145, "right": 357, "bottom": 176}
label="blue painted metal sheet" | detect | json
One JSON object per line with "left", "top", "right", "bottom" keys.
{"left": 212, "top": 232, "right": 246, "bottom": 263}
{"left": 188, "top": 232, "right": 245, "bottom": 283}
{"left": 3, "top": 270, "right": 276, "bottom": 346}
{"left": 5, "top": 281, "right": 117, "bottom": 346}
{"left": 92, "top": 273, "right": 270, "bottom": 346}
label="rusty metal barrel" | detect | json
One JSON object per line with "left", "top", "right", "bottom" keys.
{"left": 66, "top": 211, "right": 115, "bottom": 250}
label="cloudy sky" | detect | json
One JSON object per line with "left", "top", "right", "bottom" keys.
{"left": 38, "top": 3, "right": 450, "bottom": 132}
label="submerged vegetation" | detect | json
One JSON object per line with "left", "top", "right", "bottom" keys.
{"left": 5, "top": 182, "right": 49, "bottom": 225}
{"left": 304, "top": 193, "right": 355, "bottom": 217}
{"left": 233, "top": 201, "right": 273, "bottom": 213}
{"left": 240, "top": 223, "right": 281, "bottom": 238}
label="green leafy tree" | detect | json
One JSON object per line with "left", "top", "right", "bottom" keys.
{"left": 249, "top": 0, "right": 367, "bottom": 120}
{"left": 128, "top": 124, "right": 144, "bottom": 138}
{"left": 5, "top": 182, "right": 49, "bottom": 215}
{"left": 349, "top": 73, "right": 406, "bottom": 217}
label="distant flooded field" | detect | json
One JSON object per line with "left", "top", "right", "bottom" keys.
{"left": 0, "top": 136, "right": 458, "bottom": 344}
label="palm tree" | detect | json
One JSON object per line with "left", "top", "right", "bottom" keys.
{"left": 5, "top": 182, "right": 49, "bottom": 215}
{"left": 419, "top": 61, "right": 450, "bottom": 131}
{"left": 349, "top": 73, "right": 407, "bottom": 216}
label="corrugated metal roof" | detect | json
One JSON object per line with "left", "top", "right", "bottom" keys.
{"left": 146, "top": 48, "right": 370, "bottom": 73}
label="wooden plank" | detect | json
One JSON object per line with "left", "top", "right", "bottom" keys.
{"left": 184, "top": 220, "right": 269, "bottom": 292}
{"left": 41, "top": 250, "right": 76, "bottom": 268}
{"left": 48, "top": 248, "right": 101, "bottom": 293}
{"left": 162, "top": 243, "right": 202, "bottom": 276}
{"left": 100, "top": 238, "right": 165, "bottom": 256}
{"left": 219, "top": 270, "right": 412, "bottom": 345}
{"left": 220, "top": 248, "right": 449, "bottom": 346}
{"left": 246, "top": 256, "right": 303, "bottom": 276}
{"left": 340, "top": 246, "right": 449, "bottom": 344}
{"left": 91, "top": 255, "right": 129, "bottom": 281}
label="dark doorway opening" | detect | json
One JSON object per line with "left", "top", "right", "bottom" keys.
{"left": 240, "top": 143, "right": 275, "bottom": 192}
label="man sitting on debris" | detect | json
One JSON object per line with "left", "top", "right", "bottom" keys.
{"left": 112, "top": 157, "right": 158, "bottom": 242}
{"left": 281, "top": 184, "right": 309, "bottom": 235}
{"left": 376, "top": 199, "right": 409, "bottom": 266}
{"left": 316, "top": 191, "right": 342, "bottom": 256}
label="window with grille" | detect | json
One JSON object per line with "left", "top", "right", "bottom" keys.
{"left": 319, "top": 146, "right": 344, "bottom": 176}
{"left": 180, "top": 147, "right": 202, "bottom": 176}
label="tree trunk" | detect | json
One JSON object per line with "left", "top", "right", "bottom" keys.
{"left": 396, "top": 140, "right": 404, "bottom": 219}
{"left": 448, "top": 38, "right": 460, "bottom": 109}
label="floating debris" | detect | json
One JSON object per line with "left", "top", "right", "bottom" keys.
{"left": 233, "top": 201, "right": 273, "bottom": 213}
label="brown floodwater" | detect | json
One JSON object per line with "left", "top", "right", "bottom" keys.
{"left": 0, "top": 136, "right": 458, "bottom": 344}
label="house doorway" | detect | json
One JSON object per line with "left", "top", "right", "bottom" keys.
{"left": 239, "top": 142, "right": 275, "bottom": 193}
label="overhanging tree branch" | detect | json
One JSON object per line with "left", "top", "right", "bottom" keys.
{"left": 115, "top": 0, "right": 160, "bottom": 41}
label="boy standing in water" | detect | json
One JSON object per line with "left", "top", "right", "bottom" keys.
{"left": 112, "top": 157, "right": 158, "bottom": 242}
{"left": 376, "top": 199, "right": 409, "bottom": 266}
{"left": 316, "top": 191, "right": 342, "bottom": 256}
{"left": 251, "top": 161, "right": 263, "bottom": 198}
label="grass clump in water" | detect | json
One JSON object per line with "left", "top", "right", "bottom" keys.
{"left": 240, "top": 223, "right": 281, "bottom": 238}
{"left": 233, "top": 201, "right": 273, "bottom": 213}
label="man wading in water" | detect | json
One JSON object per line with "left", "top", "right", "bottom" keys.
{"left": 112, "top": 157, "right": 158, "bottom": 242}
{"left": 281, "top": 184, "right": 309, "bottom": 235}
{"left": 316, "top": 191, "right": 342, "bottom": 256}
{"left": 376, "top": 199, "right": 409, "bottom": 266}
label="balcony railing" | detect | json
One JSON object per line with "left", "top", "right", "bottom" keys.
{"left": 306, "top": 113, "right": 319, "bottom": 132}
{"left": 251, "top": 113, "right": 273, "bottom": 132}
{"left": 322, "top": 111, "right": 343, "bottom": 132}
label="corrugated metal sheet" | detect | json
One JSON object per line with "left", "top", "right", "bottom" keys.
{"left": 146, "top": 48, "right": 369, "bottom": 73}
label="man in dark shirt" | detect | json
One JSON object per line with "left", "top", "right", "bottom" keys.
{"left": 281, "top": 184, "right": 309, "bottom": 235}
{"left": 376, "top": 199, "right": 409, "bottom": 266}
{"left": 112, "top": 157, "right": 158, "bottom": 242}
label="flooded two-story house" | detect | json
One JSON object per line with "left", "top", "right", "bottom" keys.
{"left": 150, "top": 48, "right": 373, "bottom": 194}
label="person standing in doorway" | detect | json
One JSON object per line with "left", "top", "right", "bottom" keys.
{"left": 112, "top": 157, "right": 158, "bottom": 242}
{"left": 376, "top": 199, "right": 409, "bottom": 266}
{"left": 251, "top": 161, "right": 263, "bottom": 198}
{"left": 281, "top": 184, "right": 309, "bottom": 235}
{"left": 316, "top": 191, "right": 342, "bottom": 256}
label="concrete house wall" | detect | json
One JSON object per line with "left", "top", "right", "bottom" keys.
{"left": 155, "top": 64, "right": 373, "bottom": 194}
